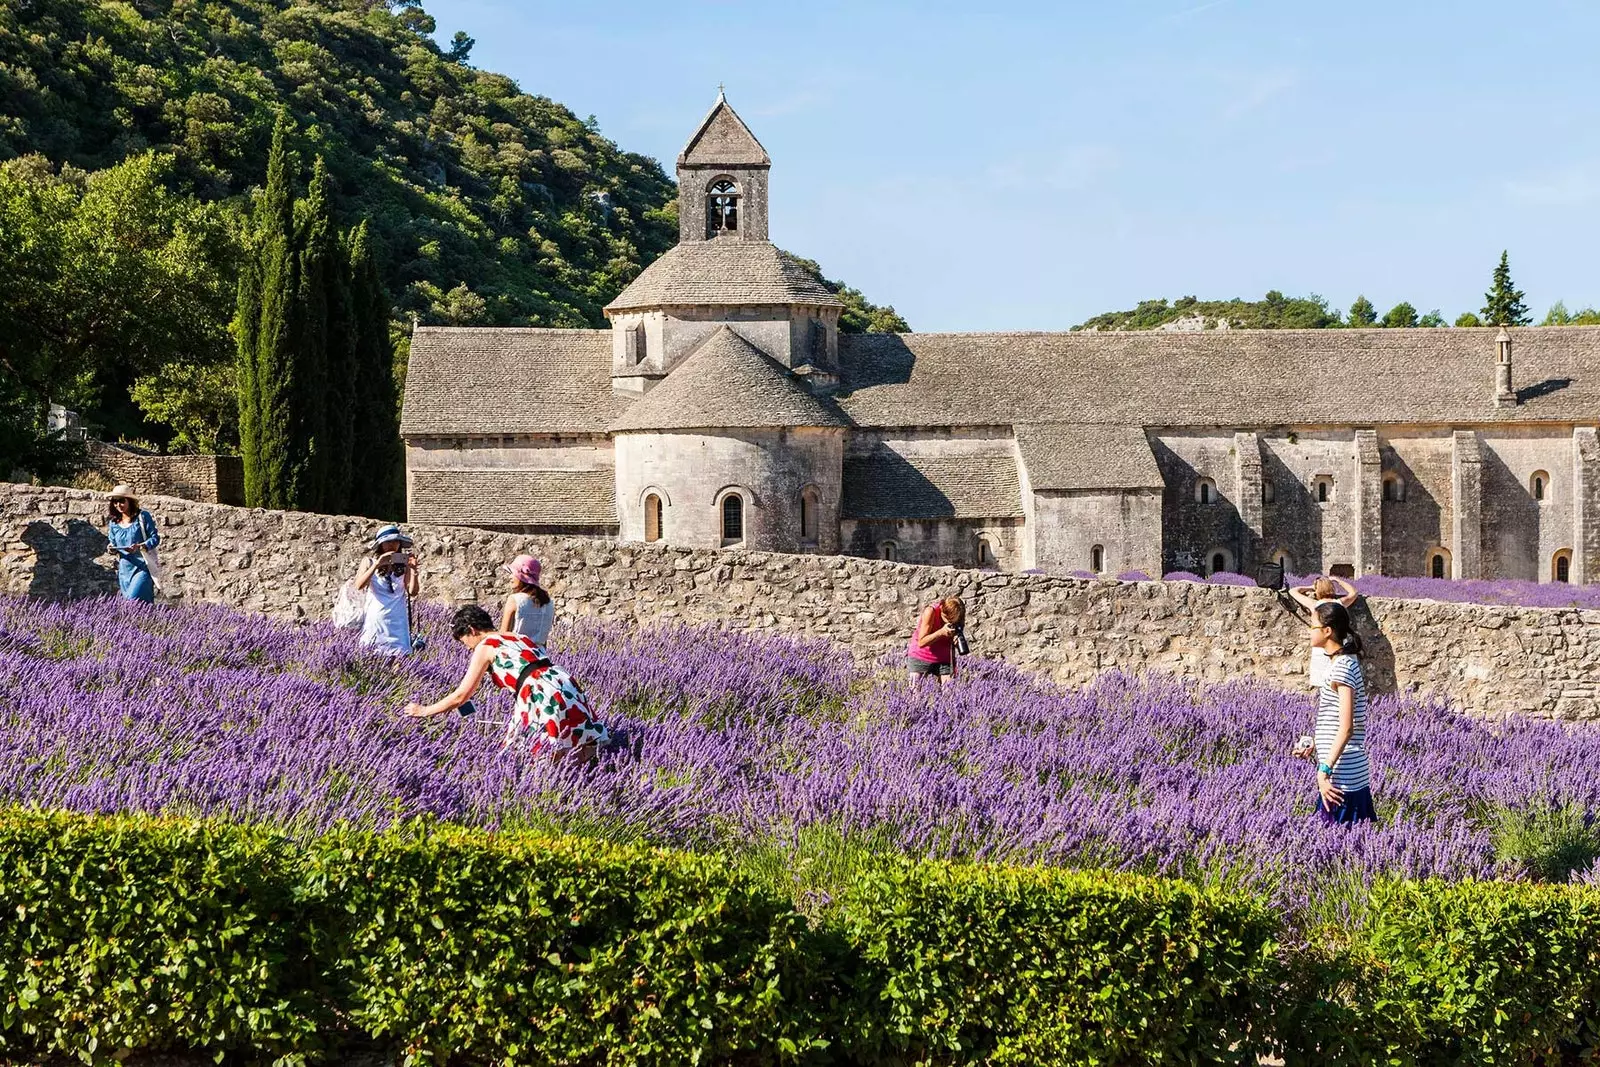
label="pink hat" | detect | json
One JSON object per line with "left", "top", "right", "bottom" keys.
{"left": 511, "top": 554, "right": 541, "bottom": 585}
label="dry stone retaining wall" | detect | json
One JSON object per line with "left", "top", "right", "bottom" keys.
{"left": 4, "top": 483, "right": 1597, "bottom": 719}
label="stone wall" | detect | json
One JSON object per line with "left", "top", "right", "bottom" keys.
{"left": 86, "top": 441, "right": 244, "bottom": 506}
{"left": 4, "top": 482, "right": 1597, "bottom": 720}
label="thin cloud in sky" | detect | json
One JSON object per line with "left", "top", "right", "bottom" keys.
{"left": 1167, "top": 0, "right": 1234, "bottom": 21}
{"left": 987, "top": 145, "right": 1121, "bottom": 192}
{"left": 1505, "top": 164, "right": 1600, "bottom": 207}
{"left": 1219, "top": 67, "right": 1298, "bottom": 120}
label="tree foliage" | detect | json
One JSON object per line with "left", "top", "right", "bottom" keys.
{"left": 787, "top": 255, "right": 910, "bottom": 333}
{"left": 1482, "top": 250, "right": 1531, "bottom": 326}
{"left": 1077, "top": 292, "right": 1341, "bottom": 331}
{"left": 0, "top": 151, "right": 234, "bottom": 472}
{"left": 1347, "top": 295, "right": 1377, "bottom": 328}
{"left": 1380, "top": 301, "right": 1419, "bottom": 329}
{"left": 0, "top": 0, "right": 900, "bottom": 468}
{"left": 1541, "top": 300, "right": 1600, "bottom": 326}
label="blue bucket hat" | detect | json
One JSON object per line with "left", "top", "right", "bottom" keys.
{"left": 371, "top": 524, "right": 413, "bottom": 551}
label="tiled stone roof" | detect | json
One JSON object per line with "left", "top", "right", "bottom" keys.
{"left": 610, "top": 327, "right": 849, "bottom": 433}
{"left": 604, "top": 241, "right": 843, "bottom": 313}
{"left": 842, "top": 448, "right": 1024, "bottom": 519}
{"left": 678, "top": 95, "right": 770, "bottom": 167}
{"left": 399, "top": 327, "right": 627, "bottom": 436}
{"left": 835, "top": 327, "right": 1600, "bottom": 427}
{"left": 1015, "top": 424, "right": 1164, "bottom": 490}
{"left": 408, "top": 469, "right": 617, "bottom": 527}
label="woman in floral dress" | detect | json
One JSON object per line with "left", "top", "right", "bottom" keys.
{"left": 404, "top": 605, "right": 609, "bottom": 760}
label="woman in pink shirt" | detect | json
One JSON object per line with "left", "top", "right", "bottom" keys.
{"left": 905, "top": 596, "right": 965, "bottom": 685}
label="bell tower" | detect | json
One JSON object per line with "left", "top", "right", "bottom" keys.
{"left": 677, "top": 89, "right": 770, "bottom": 244}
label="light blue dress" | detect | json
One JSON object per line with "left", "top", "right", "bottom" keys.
{"left": 108, "top": 509, "right": 159, "bottom": 603}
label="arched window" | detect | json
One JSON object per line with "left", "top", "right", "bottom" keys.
{"left": 1314, "top": 475, "right": 1334, "bottom": 504}
{"left": 721, "top": 493, "right": 744, "bottom": 544}
{"left": 706, "top": 177, "right": 740, "bottom": 236}
{"left": 1195, "top": 477, "right": 1216, "bottom": 504}
{"left": 1382, "top": 473, "right": 1406, "bottom": 502}
{"left": 799, "top": 487, "right": 819, "bottom": 543}
{"left": 879, "top": 540, "right": 898, "bottom": 562}
{"left": 1553, "top": 550, "right": 1573, "bottom": 583}
{"left": 1271, "top": 549, "right": 1292, "bottom": 571}
{"left": 644, "top": 493, "right": 663, "bottom": 543}
{"left": 1262, "top": 480, "right": 1276, "bottom": 505}
{"left": 1427, "top": 548, "right": 1450, "bottom": 580}
{"left": 975, "top": 535, "right": 998, "bottom": 568}
{"left": 1531, "top": 470, "right": 1550, "bottom": 502}
{"left": 1207, "top": 548, "right": 1232, "bottom": 576}
{"left": 1090, "top": 544, "right": 1105, "bottom": 573}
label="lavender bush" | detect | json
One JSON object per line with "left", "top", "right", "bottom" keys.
{"left": 3, "top": 595, "right": 1597, "bottom": 922}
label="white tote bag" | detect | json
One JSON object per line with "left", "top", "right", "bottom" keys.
{"left": 331, "top": 580, "right": 366, "bottom": 629}
{"left": 141, "top": 545, "right": 166, "bottom": 592}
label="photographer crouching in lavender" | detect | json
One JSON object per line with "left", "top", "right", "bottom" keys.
{"left": 905, "top": 595, "right": 968, "bottom": 686}
{"left": 353, "top": 524, "right": 420, "bottom": 656}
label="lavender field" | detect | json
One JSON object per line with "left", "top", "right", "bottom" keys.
{"left": 4, "top": 594, "right": 1597, "bottom": 922}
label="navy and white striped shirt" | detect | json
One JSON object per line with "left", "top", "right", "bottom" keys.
{"left": 1315, "top": 654, "right": 1370, "bottom": 792}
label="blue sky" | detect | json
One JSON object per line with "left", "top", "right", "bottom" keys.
{"left": 437, "top": 0, "right": 1600, "bottom": 332}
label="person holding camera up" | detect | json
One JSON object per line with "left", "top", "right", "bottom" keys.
{"left": 1287, "top": 575, "right": 1359, "bottom": 691}
{"left": 354, "top": 524, "right": 420, "bottom": 655}
{"left": 905, "top": 595, "right": 967, "bottom": 685}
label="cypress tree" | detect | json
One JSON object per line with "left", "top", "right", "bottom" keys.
{"left": 347, "top": 221, "right": 403, "bottom": 519}
{"left": 287, "top": 157, "right": 333, "bottom": 510}
{"left": 234, "top": 231, "right": 262, "bottom": 506}
{"left": 1481, "top": 250, "right": 1531, "bottom": 326}
{"left": 252, "top": 112, "right": 299, "bottom": 509}
{"left": 321, "top": 225, "right": 357, "bottom": 514}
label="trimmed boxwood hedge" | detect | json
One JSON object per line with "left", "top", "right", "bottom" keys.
{"left": 3, "top": 810, "right": 1600, "bottom": 1065}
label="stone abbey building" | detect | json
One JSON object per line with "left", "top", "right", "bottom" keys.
{"left": 402, "top": 94, "right": 1600, "bottom": 584}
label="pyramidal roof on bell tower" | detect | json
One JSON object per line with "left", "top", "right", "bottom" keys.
{"left": 678, "top": 89, "right": 771, "bottom": 168}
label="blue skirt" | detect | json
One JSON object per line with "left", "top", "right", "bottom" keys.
{"left": 1314, "top": 786, "right": 1377, "bottom": 826}
{"left": 118, "top": 558, "right": 155, "bottom": 603}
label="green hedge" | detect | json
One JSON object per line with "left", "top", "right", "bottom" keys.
{"left": 3, "top": 811, "right": 1600, "bottom": 1065}
{"left": 836, "top": 861, "right": 1280, "bottom": 1065}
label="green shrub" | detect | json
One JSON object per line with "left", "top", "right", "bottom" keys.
{"left": 1356, "top": 879, "right": 1600, "bottom": 1065}
{"left": 9, "top": 811, "right": 1600, "bottom": 1066}
{"left": 835, "top": 860, "right": 1282, "bottom": 1065}
{"left": 301, "top": 825, "right": 838, "bottom": 1064}
{"left": 0, "top": 811, "right": 325, "bottom": 1063}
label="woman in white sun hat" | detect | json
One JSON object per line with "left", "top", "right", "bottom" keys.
{"left": 106, "top": 484, "right": 161, "bottom": 603}
{"left": 353, "top": 523, "right": 420, "bottom": 655}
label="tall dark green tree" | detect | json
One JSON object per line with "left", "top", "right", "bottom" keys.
{"left": 1482, "top": 250, "right": 1531, "bottom": 326}
{"left": 322, "top": 228, "right": 358, "bottom": 514}
{"left": 347, "top": 221, "right": 404, "bottom": 519}
{"left": 287, "top": 156, "right": 333, "bottom": 510}
{"left": 239, "top": 112, "right": 300, "bottom": 509}
{"left": 1348, "top": 295, "right": 1378, "bottom": 327}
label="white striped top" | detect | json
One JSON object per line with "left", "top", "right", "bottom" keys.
{"left": 1315, "top": 653, "right": 1370, "bottom": 792}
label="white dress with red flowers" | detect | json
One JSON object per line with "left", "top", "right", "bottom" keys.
{"left": 480, "top": 633, "right": 609, "bottom": 754}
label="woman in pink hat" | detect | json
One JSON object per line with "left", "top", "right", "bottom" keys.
{"left": 499, "top": 554, "right": 553, "bottom": 646}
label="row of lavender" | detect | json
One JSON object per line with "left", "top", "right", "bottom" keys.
{"left": 4, "top": 595, "right": 1597, "bottom": 919}
{"left": 1066, "top": 568, "right": 1600, "bottom": 610}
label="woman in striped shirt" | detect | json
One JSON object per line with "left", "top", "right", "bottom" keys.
{"left": 1300, "top": 601, "right": 1376, "bottom": 824}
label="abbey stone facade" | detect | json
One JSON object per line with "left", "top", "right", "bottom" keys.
{"left": 401, "top": 94, "right": 1600, "bottom": 585}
